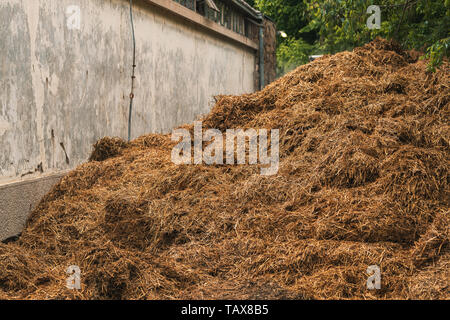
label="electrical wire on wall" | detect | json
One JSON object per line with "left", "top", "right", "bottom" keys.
{"left": 128, "top": 0, "right": 136, "bottom": 142}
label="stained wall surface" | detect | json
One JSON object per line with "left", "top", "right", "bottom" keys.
{"left": 0, "top": 0, "right": 257, "bottom": 240}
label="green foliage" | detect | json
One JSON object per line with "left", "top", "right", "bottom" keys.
{"left": 249, "top": 0, "right": 450, "bottom": 75}
{"left": 303, "top": 0, "right": 388, "bottom": 53}
{"left": 252, "top": 0, "right": 316, "bottom": 75}
{"left": 303, "top": 0, "right": 449, "bottom": 54}
{"left": 254, "top": 0, "right": 314, "bottom": 42}
{"left": 424, "top": 37, "right": 450, "bottom": 72}
{"left": 276, "top": 38, "right": 314, "bottom": 74}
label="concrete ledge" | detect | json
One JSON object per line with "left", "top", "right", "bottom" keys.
{"left": 0, "top": 171, "right": 68, "bottom": 241}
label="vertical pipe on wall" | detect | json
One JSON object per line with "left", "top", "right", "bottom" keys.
{"left": 128, "top": 0, "right": 137, "bottom": 142}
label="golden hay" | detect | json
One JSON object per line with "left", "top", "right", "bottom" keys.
{"left": 0, "top": 38, "right": 448, "bottom": 299}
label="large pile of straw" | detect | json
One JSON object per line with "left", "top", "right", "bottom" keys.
{"left": 0, "top": 38, "right": 448, "bottom": 299}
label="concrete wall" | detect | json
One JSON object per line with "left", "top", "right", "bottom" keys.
{"left": 0, "top": 0, "right": 257, "bottom": 240}
{"left": 0, "top": 171, "right": 67, "bottom": 241}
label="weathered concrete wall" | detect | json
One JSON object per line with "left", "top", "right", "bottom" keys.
{"left": 0, "top": 0, "right": 256, "bottom": 183}
{"left": 0, "top": 0, "right": 257, "bottom": 239}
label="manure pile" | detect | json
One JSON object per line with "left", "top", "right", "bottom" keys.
{"left": 0, "top": 38, "right": 448, "bottom": 299}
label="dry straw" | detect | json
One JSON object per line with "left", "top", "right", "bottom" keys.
{"left": 0, "top": 38, "right": 448, "bottom": 300}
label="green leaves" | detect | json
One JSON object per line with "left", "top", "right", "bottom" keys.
{"left": 276, "top": 37, "right": 314, "bottom": 75}
{"left": 247, "top": 0, "right": 449, "bottom": 74}
{"left": 255, "top": 0, "right": 311, "bottom": 39}
{"left": 424, "top": 37, "right": 450, "bottom": 72}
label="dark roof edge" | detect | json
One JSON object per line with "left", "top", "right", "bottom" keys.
{"left": 262, "top": 14, "right": 274, "bottom": 23}
{"left": 231, "top": 0, "right": 263, "bottom": 21}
